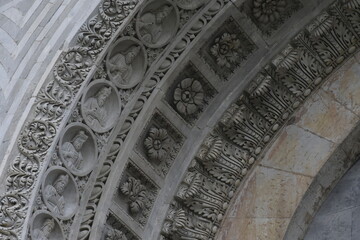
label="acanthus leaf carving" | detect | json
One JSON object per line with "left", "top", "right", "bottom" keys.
{"left": 197, "top": 133, "right": 249, "bottom": 185}
{"left": 120, "top": 176, "right": 147, "bottom": 214}
{"left": 6, "top": 156, "right": 39, "bottom": 192}
{"left": 161, "top": 201, "right": 213, "bottom": 240}
{"left": 18, "top": 121, "right": 57, "bottom": 157}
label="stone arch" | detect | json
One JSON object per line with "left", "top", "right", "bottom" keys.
{"left": 0, "top": 0, "right": 359, "bottom": 239}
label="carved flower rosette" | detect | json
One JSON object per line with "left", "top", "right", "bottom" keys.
{"left": 252, "top": 0, "right": 287, "bottom": 24}
{"left": 174, "top": 78, "right": 204, "bottom": 116}
{"left": 210, "top": 33, "right": 242, "bottom": 68}
{"left": 144, "top": 127, "right": 171, "bottom": 163}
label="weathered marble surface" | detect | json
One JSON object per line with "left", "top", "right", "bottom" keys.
{"left": 217, "top": 55, "right": 360, "bottom": 239}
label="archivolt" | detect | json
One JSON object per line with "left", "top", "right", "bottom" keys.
{"left": 1, "top": 0, "right": 360, "bottom": 240}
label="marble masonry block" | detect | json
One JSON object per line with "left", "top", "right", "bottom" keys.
{"left": 240, "top": 0, "right": 303, "bottom": 36}
{"left": 135, "top": 111, "right": 184, "bottom": 177}
{"left": 218, "top": 166, "right": 312, "bottom": 239}
{"left": 305, "top": 208, "right": 352, "bottom": 240}
{"left": 113, "top": 162, "right": 158, "bottom": 227}
{"left": 216, "top": 218, "right": 256, "bottom": 240}
{"left": 261, "top": 125, "right": 335, "bottom": 177}
{"left": 321, "top": 57, "right": 360, "bottom": 116}
{"left": 198, "top": 17, "right": 257, "bottom": 81}
{"left": 316, "top": 160, "right": 360, "bottom": 216}
{"left": 252, "top": 166, "right": 312, "bottom": 218}
{"left": 293, "top": 89, "right": 359, "bottom": 143}
{"left": 104, "top": 213, "right": 139, "bottom": 240}
{"left": 255, "top": 218, "right": 290, "bottom": 240}
{"left": 217, "top": 216, "right": 290, "bottom": 240}
{"left": 164, "top": 62, "right": 217, "bottom": 125}
{"left": 351, "top": 207, "right": 360, "bottom": 239}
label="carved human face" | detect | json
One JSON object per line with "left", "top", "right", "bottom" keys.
{"left": 55, "top": 179, "right": 67, "bottom": 194}
{"left": 73, "top": 138, "right": 85, "bottom": 151}
{"left": 156, "top": 8, "right": 169, "bottom": 23}
{"left": 97, "top": 90, "right": 110, "bottom": 107}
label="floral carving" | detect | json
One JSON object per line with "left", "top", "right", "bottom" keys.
{"left": 210, "top": 33, "right": 241, "bottom": 68}
{"left": 252, "top": 0, "right": 286, "bottom": 23}
{"left": 120, "top": 177, "right": 147, "bottom": 214}
{"left": 174, "top": 78, "right": 204, "bottom": 115}
{"left": 19, "top": 121, "right": 56, "bottom": 156}
{"left": 144, "top": 127, "right": 170, "bottom": 163}
{"left": 0, "top": 194, "right": 28, "bottom": 232}
{"left": 105, "top": 225, "right": 128, "bottom": 240}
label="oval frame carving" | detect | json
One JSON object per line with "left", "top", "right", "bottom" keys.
{"left": 136, "top": 0, "right": 180, "bottom": 48}
{"left": 59, "top": 122, "right": 98, "bottom": 176}
{"left": 81, "top": 79, "right": 121, "bottom": 133}
{"left": 106, "top": 37, "right": 147, "bottom": 89}
{"left": 30, "top": 211, "right": 64, "bottom": 240}
{"left": 41, "top": 167, "right": 79, "bottom": 220}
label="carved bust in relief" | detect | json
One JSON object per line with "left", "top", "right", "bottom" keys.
{"left": 107, "top": 45, "right": 141, "bottom": 86}
{"left": 61, "top": 130, "right": 88, "bottom": 171}
{"left": 83, "top": 86, "right": 112, "bottom": 129}
{"left": 33, "top": 218, "right": 55, "bottom": 240}
{"left": 138, "top": 5, "right": 173, "bottom": 44}
{"left": 44, "top": 174, "right": 69, "bottom": 215}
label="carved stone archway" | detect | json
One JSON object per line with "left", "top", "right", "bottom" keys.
{"left": 0, "top": 0, "right": 360, "bottom": 239}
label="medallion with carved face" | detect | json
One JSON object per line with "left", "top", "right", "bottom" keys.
{"left": 42, "top": 167, "right": 79, "bottom": 220}
{"left": 31, "top": 211, "right": 64, "bottom": 240}
{"left": 81, "top": 80, "right": 121, "bottom": 133}
{"left": 136, "top": 0, "right": 179, "bottom": 48}
{"left": 59, "top": 123, "right": 98, "bottom": 176}
{"left": 106, "top": 37, "right": 147, "bottom": 89}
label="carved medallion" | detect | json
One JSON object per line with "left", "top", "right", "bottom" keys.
{"left": 175, "top": 0, "right": 208, "bottom": 10}
{"left": 106, "top": 37, "right": 147, "bottom": 89}
{"left": 42, "top": 167, "right": 79, "bottom": 220}
{"left": 81, "top": 80, "right": 121, "bottom": 132}
{"left": 136, "top": 0, "right": 179, "bottom": 48}
{"left": 59, "top": 123, "right": 98, "bottom": 176}
{"left": 31, "top": 211, "right": 64, "bottom": 240}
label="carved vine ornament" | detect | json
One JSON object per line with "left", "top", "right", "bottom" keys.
{"left": 0, "top": 0, "right": 359, "bottom": 239}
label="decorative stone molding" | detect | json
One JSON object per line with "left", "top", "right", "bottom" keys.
{"left": 199, "top": 17, "right": 257, "bottom": 80}
{"left": 3, "top": 0, "right": 358, "bottom": 239}
{"left": 160, "top": 1, "right": 360, "bottom": 239}
{"left": 0, "top": 0, "right": 139, "bottom": 238}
